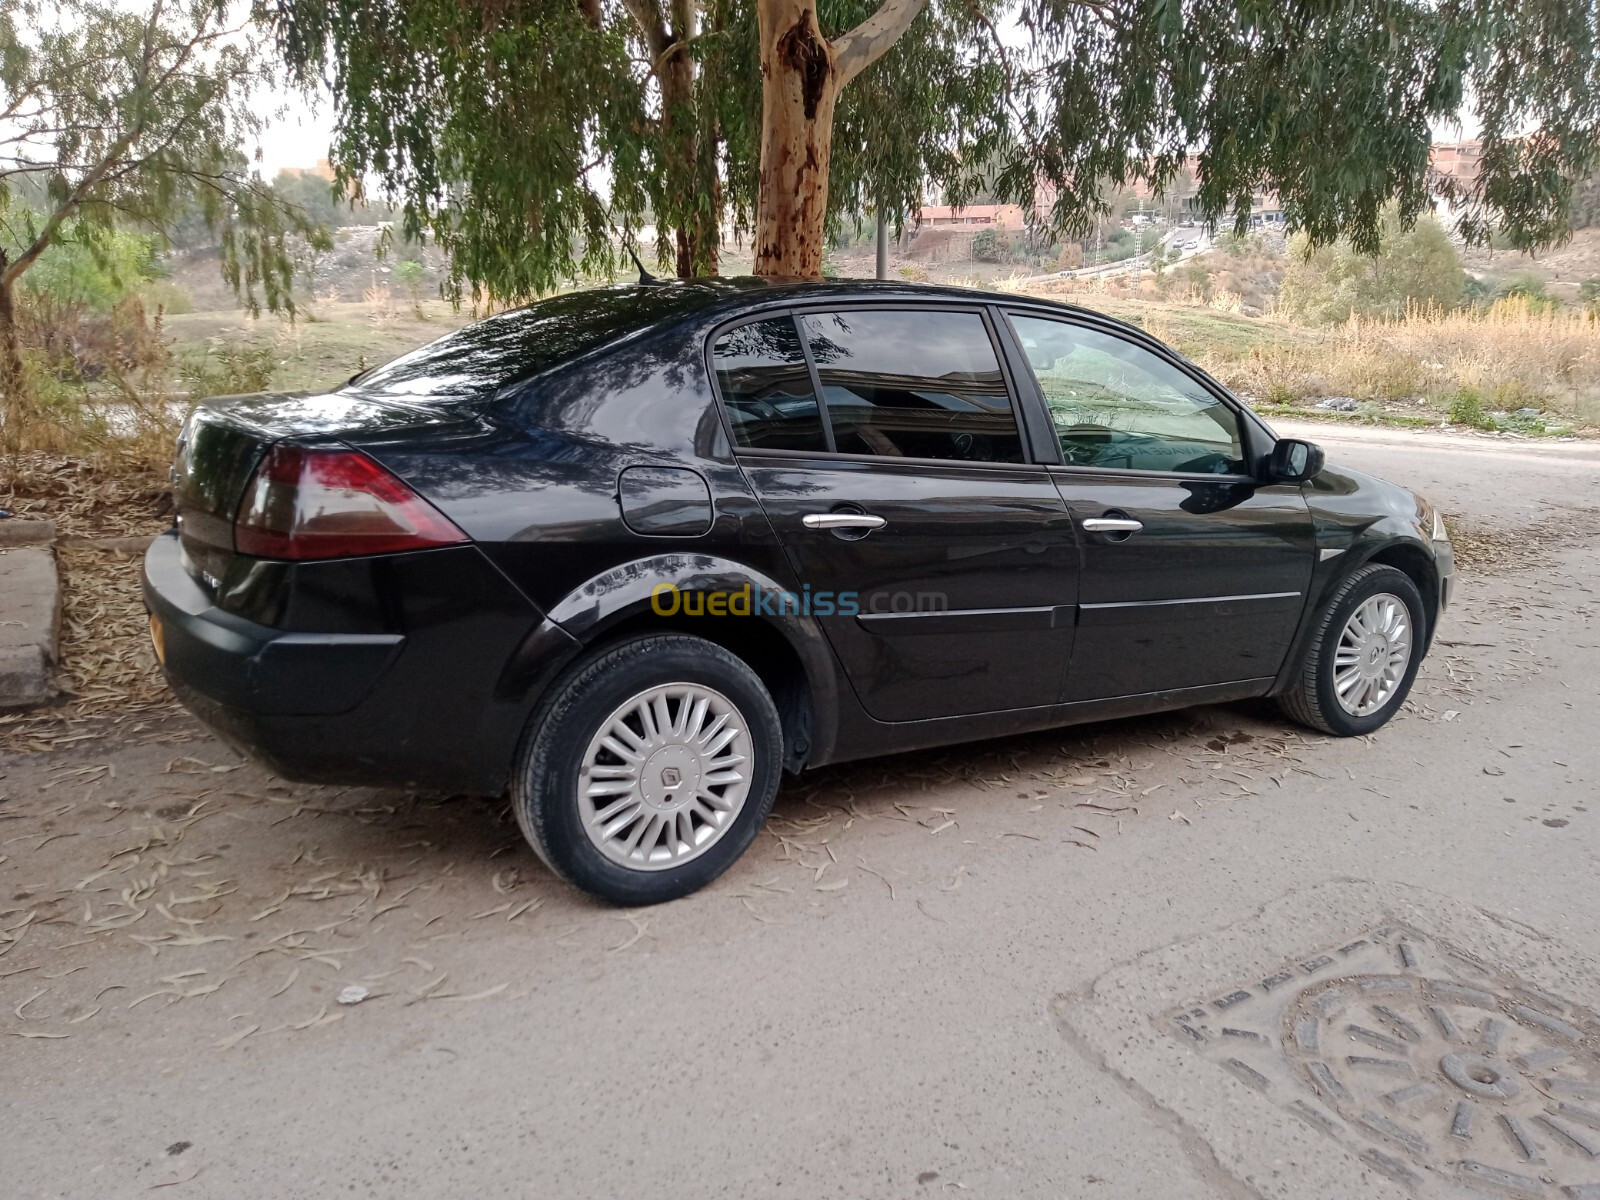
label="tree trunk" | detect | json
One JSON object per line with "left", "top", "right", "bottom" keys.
{"left": 0, "top": 273, "right": 26, "bottom": 457}
{"left": 673, "top": 198, "right": 720, "bottom": 277}
{"left": 753, "top": 0, "right": 839, "bottom": 279}
{"left": 647, "top": 0, "right": 720, "bottom": 279}
{"left": 753, "top": 0, "right": 928, "bottom": 278}
{"left": 658, "top": 49, "right": 705, "bottom": 279}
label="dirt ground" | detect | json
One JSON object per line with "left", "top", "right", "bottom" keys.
{"left": 4, "top": 424, "right": 1599, "bottom": 1199}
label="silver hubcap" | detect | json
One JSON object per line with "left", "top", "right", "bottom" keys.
{"left": 1333, "top": 592, "right": 1413, "bottom": 716}
{"left": 578, "top": 683, "right": 753, "bottom": 872}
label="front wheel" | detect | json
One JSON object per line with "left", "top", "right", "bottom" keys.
{"left": 511, "top": 634, "right": 783, "bottom": 905}
{"left": 1277, "top": 564, "right": 1427, "bottom": 737}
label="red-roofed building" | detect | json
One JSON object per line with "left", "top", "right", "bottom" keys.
{"left": 914, "top": 203, "right": 1027, "bottom": 229}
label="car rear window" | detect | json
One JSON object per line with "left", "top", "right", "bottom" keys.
{"left": 352, "top": 285, "right": 722, "bottom": 400}
{"left": 712, "top": 317, "right": 829, "bottom": 452}
{"left": 801, "top": 309, "right": 1023, "bottom": 463}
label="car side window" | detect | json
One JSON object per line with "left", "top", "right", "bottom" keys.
{"left": 1009, "top": 314, "right": 1247, "bottom": 475}
{"left": 713, "top": 317, "right": 829, "bottom": 452}
{"left": 800, "top": 310, "right": 1024, "bottom": 463}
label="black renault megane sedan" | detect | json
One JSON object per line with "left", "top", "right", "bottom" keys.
{"left": 145, "top": 278, "right": 1454, "bottom": 904}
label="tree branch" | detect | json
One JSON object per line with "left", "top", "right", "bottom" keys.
{"left": 620, "top": 0, "right": 672, "bottom": 61}
{"left": 0, "top": 0, "right": 170, "bottom": 290}
{"left": 832, "top": 0, "right": 930, "bottom": 88}
{"left": 0, "top": 127, "right": 137, "bottom": 289}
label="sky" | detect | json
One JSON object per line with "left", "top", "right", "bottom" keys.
{"left": 251, "top": 84, "right": 337, "bottom": 177}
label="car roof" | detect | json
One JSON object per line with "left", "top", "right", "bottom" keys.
{"left": 351, "top": 275, "right": 1158, "bottom": 406}
{"left": 631, "top": 274, "right": 1145, "bottom": 337}
{"left": 647, "top": 273, "right": 1082, "bottom": 309}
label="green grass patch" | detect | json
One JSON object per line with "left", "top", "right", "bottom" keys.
{"left": 164, "top": 301, "right": 471, "bottom": 395}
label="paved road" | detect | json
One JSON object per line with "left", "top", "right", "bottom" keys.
{"left": 1018, "top": 224, "right": 1208, "bottom": 285}
{"left": 5, "top": 427, "right": 1599, "bottom": 1199}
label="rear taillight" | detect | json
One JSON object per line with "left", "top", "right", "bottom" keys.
{"left": 234, "top": 444, "right": 468, "bottom": 560}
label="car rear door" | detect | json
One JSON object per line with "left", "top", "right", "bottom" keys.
{"left": 714, "top": 305, "right": 1079, "bottom": 723}
{"left": 1001, "top": 310, "right": 1314, "bottom": 702}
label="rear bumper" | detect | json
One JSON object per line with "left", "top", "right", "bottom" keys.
{"left": 143, "top": 534, "right": 404, "bottom": 716}
{"left": 143, "top": 531, "right": 579, "bottom": 793}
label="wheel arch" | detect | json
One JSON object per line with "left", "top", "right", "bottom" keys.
{"left": 1360, "top": 540, "right": 1440, "bottom": 643}
{"left": 1270, "top": 534, "right": 1440, "bottom": 695}
{"left": 505, "top": 553, "right": 841, "bottom": 773}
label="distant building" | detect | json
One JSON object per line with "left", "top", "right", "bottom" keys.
{"left": 279, "top": 158, "right": 338, "bottom": 182}
{"left": 1429, "top": 140, "right": 1483, "bottom": 187}
{"left": 914, "top": 203, "right": 1027, "bottom": 230}
{"left": 1249, "top": 195, "right": 1285, "bottom": 228}
{"left": 1426, "top": 140, "right": 1483, "bottom": 232}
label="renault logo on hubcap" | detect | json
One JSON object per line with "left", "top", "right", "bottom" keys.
{"left": 660, "top": 766, "right": 682, "bottom": 789}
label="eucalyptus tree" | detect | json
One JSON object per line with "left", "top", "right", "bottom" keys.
{"left": 265, "top": 0, "right": 987, "bottom": 294}
{"left": 267, "top": 0, "right": 716, "bottom": 289}
{"left": 275, "top": 0, "right": 1600, "bottom": 289}
{"left": 0, "top": 0, "right": 320, "bottom": 441}
{"left": 751, "top": 0, "right": 1600, "bottom": 275}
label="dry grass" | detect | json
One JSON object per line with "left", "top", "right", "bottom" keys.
{"left": 0, "top": 543, "right": 182, "bottom": 752}
{"left": 52, "top": 545, "right": 175, "bottom": 716}
{"left": 1216, "top": 299, "right": 1600, "bottom": 420}
{"left": 1015, "top": 282, "right": 1600, "bottom": 427}
{"left": 1, "top": 452, "right": 172, "bottom": 538}
{"left": 1, "top": 455, "right": 180, "bottom": 752}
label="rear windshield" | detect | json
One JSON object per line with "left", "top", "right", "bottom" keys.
{"left": 350, "top": 284, "right": 723, "bottom": 400}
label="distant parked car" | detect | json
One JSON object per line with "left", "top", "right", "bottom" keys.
{"left": 145, "top": 279, "right": 1454, "bottom": 904}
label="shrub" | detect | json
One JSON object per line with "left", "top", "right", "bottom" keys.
{"left": 394, "top": 259, "right": 428, "bottom": 318}
{"left": 971, "top": 228, "right": 1003, "bottom": 262}
{"left": 1447, "top": 386, "right": 1495, "bottom": 430}
{"left": 1581, "top": 277, "right": 1600, "bottom": 317}
{"left": 179, "top": 343, "right": 276, "bottom": 400}
{"left": 1490, "top": 272, "right": 1557, "bottom": 313}
{"left": 1279, "top": 210, "right": 1466, "bottom": 325}
{"left": 15, "top": 223, "right": 157, "bottom": 313}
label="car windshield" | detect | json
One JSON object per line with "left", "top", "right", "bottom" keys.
{"left": 351, "top": 284, "right": 722, "bottom": 401}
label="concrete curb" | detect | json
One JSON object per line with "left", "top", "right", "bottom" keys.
{"left": 0, "top": 517, "right": 57, "bottom": 547}
{"left": 58, "top": 533, "right": 157, "bottom": 554}
{"left": 0, "top": 545, "right": 61, "bottom": 708}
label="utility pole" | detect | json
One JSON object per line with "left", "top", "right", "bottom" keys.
{"left": 876, "top": 211, "right": 888, "bottom": 280}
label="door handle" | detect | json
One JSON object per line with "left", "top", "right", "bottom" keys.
{"left": 1081, "top": 516, "right": 1144, "bottom": 534}
{"left": 802, "top": 513, "right": 887, "bottom": 531}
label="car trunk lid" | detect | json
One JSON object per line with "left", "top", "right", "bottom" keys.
{"left": 172, "top": 391, "right": 486, "bottom": 589}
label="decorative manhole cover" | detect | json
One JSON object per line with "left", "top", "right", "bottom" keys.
{"left": 1168, "top": 925, "right": 1600, "bottom": 1197}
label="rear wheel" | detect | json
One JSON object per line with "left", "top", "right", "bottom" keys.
{"left": 511, "top": 634, "right": 782, "bottom": 905}
{"left": 1277, "top": 564, "right": 1426, "bottom": 737}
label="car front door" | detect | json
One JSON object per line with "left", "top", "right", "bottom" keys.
{"left": 714, "top": 306, "right": 1079, "bottom": 723}
{"left": 1003, "top": 311, "right": 1314, "bottom": 702}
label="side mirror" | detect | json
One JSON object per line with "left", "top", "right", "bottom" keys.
{"left": 1267, "top": 438, "right": 1324, "bottom": 483}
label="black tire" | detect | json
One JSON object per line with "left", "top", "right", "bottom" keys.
{"left": 1277, "top": 564, "right": 1427, "bottom": 737}
{"left": 511, "top": 633, "right": 783, "bottom": 905}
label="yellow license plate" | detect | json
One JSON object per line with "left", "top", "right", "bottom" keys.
{"left": 149, "top": 613, "right": 166, "bottom": 665}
